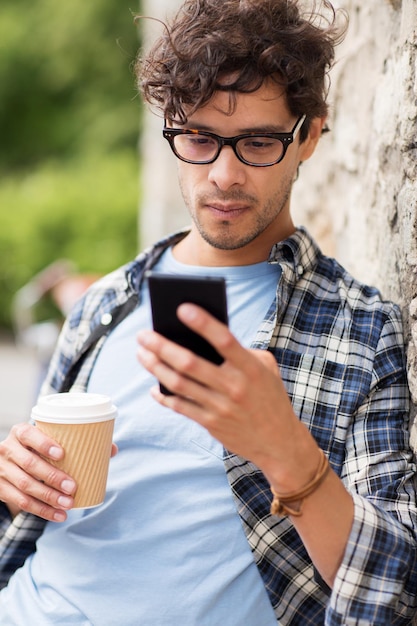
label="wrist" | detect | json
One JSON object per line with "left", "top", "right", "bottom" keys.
{"left": 261, "top": 422, "right": 321, "bottom": 493}
{"left": 270, "top": 448, "right": 330, "bottom": 517}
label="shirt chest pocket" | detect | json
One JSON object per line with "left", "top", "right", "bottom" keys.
{"left": 272, "top": 348, "right": 346, "bottom": 455}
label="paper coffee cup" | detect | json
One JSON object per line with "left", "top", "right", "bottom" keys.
{"left": 32, "top": 393, "right": 117, "bottom": 508}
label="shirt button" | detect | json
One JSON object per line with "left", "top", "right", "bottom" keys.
{"left": 101, "top": 313, "right": 113, "bottom": 326}
{"left": 297, "top": 265, "right": 304, "bottom": 276}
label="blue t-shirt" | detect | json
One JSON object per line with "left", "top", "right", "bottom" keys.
{"left": 1, "top": 248, "right": 281, "bottom": 625}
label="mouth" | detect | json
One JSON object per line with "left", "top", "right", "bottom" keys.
{"left": 205, "top": 203, "right": 249, "bottom": 218}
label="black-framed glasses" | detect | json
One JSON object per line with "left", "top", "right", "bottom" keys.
{"left": 162, "top": 114, "right": 306, "bottom": 167}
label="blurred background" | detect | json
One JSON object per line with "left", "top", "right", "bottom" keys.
{"left": 0, "top": 0, "right": 142, "bottom": 331}
{"left": 0, "top": 0, "right": 144, "bottom": 431}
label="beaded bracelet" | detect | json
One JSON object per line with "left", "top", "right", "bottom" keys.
{"left": 270, "top": 449, "right": 330, "bottom": 517}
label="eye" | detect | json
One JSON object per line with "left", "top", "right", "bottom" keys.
{"left": 185, "top": 134, "right": 216, "bottom": 147}
{"left": 242, "top": 137, "right": 279, "bottom": 152}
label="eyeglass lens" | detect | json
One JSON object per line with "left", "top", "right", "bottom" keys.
{"left": 172, "top": 134, "right": 285, "bottom": 165}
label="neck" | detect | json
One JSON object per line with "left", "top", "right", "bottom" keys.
{"left": 173, "top": 220, "right": 296, "bottom": 267}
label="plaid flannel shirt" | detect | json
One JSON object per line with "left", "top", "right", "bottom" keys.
{"left": 1, "top": 227, "right": 416, "bottom": 625}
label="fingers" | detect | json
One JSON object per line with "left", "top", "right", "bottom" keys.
{"left": 137, "top": 304, "right": 281, "bottom": 401}
{"left": 174, "top": 304, "right": 281, "bottom": 382}
{"left": 138, "top": 331, "right": 202, "bottom": 392}
{"left": 0, "top": 423, "right": 77, "bottom": 522}
{"left": 177, "top": 303, "right": 241, "bottom": 363}
{"left": 137, "top": 318, "right": 282, "bottom": 435}
{"left": 137, "top": 303, "right": 245, "bottom": 394}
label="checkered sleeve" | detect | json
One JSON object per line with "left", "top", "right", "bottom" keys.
{"left": 328, "top": 495, "right": 417, "bottom": 625}
{"left": 0, "top": 510, "right": 47, "bottom": 590}
{"left": 327, "top": 304, "right": 417, "bottom": 625}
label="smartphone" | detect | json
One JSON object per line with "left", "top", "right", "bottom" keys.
{"left": 147, "top": 272, "right": 228, "bottom": 395}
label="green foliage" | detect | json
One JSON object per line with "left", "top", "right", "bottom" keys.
{"left": 0, "top": 0, "right": 142, "bottom": 169}
{"left": 0, "top": 152, "right": 140, "bottom": 328}
{"left": 0, "top": 0, "right": 142, "bottom": 330}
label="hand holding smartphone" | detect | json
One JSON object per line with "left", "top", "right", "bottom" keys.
{"left": 147, "top": 272, "right": 228, "bottom": 395}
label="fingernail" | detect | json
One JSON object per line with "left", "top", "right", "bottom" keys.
{"left": 49, "top": 446, "right": 62, "bottom": 460}
{"left": 61, "top": 479, "right": 76, "bottom": 494}
{"left": 150, "top": 385, "right": 160, "bottom": 399}
{"left": 53, "top": 511, "right": 67, "bottom": 522}
{"left": 178, "top": 303, "right": 197, "bottom": 320}
{"left": 137, "top": 330, "right": 152, "bottom": 346}
{"left": 57, "top": 495, "right": 73, "bottom": 508}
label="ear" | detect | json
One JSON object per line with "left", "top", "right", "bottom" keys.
{"left": 298, "top": 116, "right": 327, "bottom": 163}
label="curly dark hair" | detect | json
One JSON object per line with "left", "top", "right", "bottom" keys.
{"left": 136, "top": 0, "right": 347, "bottom": 140}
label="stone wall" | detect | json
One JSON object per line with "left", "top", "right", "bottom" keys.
{"left": 292, "top": 0, "right": 417, "bottom": 438}
{"left": 139, "top": 0, "right": 186, "bottom": 248}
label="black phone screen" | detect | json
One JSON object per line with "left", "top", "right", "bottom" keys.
{"left": 147, "top": 272, "right": 228, "bottom": 394}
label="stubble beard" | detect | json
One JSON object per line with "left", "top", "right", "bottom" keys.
{"left": 181, "top": 184, "right": 292, "bottom": 251}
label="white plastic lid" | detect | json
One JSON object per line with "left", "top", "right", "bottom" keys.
{"left": 31, "top": 393, "right": 117, "bottom": 424}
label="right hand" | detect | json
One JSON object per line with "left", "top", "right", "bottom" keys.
{"left": 0, "top": 423, "right": 77, "bottom": 522}
{"left": 0, "top": 423, "right": 118, "bottom": 522}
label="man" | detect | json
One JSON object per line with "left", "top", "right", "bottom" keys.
{"left": 0, "top": 0, "right": 416, "bottom": 624}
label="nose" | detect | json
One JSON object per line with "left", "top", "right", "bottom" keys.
{"left": 207, "top": 145, "right": 247, "bottom": 191}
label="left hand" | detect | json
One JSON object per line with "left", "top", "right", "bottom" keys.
{"left": 137, "top": 303, "right": 317, "bottom": 486}
{"left": 138, "top": 303, "right": 354, "bottom": 589}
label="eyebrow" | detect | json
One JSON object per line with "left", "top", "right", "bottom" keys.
{"left": 177, "top": 122, "right": 290, "bottom": 134}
